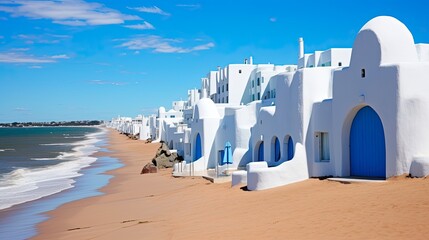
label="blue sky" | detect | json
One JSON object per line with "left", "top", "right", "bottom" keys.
{"left": 0, "top": 0, "right": 428, "bottom": 122}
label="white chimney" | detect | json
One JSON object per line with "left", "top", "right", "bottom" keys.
{"left": 299, "top": 37, "right": 304, "bottom": 58}
{"left": 249, "top": 56, "right": 253, "bottom": 65}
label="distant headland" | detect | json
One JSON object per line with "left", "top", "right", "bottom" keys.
{"left": 0, "top": 120, "right": 103, "bottom": 128}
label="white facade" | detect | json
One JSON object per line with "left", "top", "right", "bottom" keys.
{"left": 111, "top": 16, "right": 429, "bottom": 191}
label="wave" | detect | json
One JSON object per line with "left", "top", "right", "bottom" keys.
{"left": 0, "top": 127, "right": 107, "bottom": 210}
{"left": 39, "top": 143, "right": 74, "bottom": 146}
{"left": 0, "top": 149, "right": 15, "bottom": 152}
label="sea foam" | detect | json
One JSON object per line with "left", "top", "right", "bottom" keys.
{"left": 0, "top": 128, "right": 106, "bottom": 210}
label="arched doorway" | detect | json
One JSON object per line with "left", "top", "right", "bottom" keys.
{"left": 284, "top": 135, "right": 294, "bottom": 161}
{"left": 273, "top": 137, "right": 281, "bottom": 162}
{"left": 350, "top": 106, "right": 386, "bottom": 178}
{"left": 194, "top": 133, "right": 202, "bottom": 161}
{"left": 257, "top": 141, "right": 264, "bottom": 161}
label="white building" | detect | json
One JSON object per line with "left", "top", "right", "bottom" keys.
{"left": 172, "top": 16, "right": 429, "bottom": 191}
{"left": 241, "top": 16, "right": 429, "bottom": 190}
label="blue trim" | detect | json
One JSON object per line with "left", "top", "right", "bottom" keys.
{"left": 350, "top": 106, "right": 386, "bottom": 178}
{"left": 194, "top": 133, "right": 202, "bottom": 161}
{"left": 287, "top": 136, "right": 294, "bottom": 160}
{"left": 258, "top": 141, "right": 264, "bottom": 161}
{"left": 274, "top": 137, "right": 281, "bottom": 161}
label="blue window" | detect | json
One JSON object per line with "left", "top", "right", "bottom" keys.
{"left": 258, "top": 142, "right": 264, "bottom": 161}
{"left": 274, "top": 137, "right": 281, "bottom": 162}
{"left": 194, "top": 133, "right": 202, "bottom": 161}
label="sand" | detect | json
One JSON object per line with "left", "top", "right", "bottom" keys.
{"left": 33, "top": 129, "right": 429, "bottom": 240}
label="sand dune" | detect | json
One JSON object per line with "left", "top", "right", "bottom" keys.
{"left": 33, "top": 129, "right": 429, "bottom": 240}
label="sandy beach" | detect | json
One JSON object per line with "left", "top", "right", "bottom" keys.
{"left": 33, "top": 129, "right": 429, "bottom": 240}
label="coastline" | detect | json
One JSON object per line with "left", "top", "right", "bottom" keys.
{"left": 34, "top": 129, "right": 429, "bottom": 239}
{"left": 0, "top": 126, "right": 120, "bottom": 239}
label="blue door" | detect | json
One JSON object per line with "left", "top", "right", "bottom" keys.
{"left": 287, "top": 136, "right": 294, "bottom": 160}
{"left": 274, "top": 138, "right": 281, "bottom": 162}
{"left": 258, "top": 142, "right": 264, "bottom": 161}
{"left": 194, "top": 133, "right": 202, "bottom": 161}
{"left": 350, "top": 106, "right": 386, "bottom": 178}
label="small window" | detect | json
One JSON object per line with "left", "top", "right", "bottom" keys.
{"left": 252, "top": 80, "right": 254, "bottom": 88}
{"left": 257, "top": 78, "right": 260, "bottom": 86}
{"left": 239, "top": 69, "right": 242, "bottom": 74}
{"left": 222, "top": 97, "right": 224, "bottom": 103}
{"left": 361, "top": 69, "right": 366, "bottom": 78}
{"left": 218, "top": 87, "right": 220, "bottom": 93}
{"left": 257, "top": 92, "right": 260, "bottom": 100}
{"left": 338, "top": 62, "right": 342, "bottom": 66}
{"left": 262, "top": 77, "right": 264, "bottom": 83}
{"left": 252, "top": 94, "right": 255, "bottom": 101}
{"left": 267, "top": 91, "right": 271, "bottom": 98}
{"left": 226, "top": 96, "right": 228, "bottom": 103}
{"left": 226, "top": 83, "right": 229, "bottom": 91}
{"left": 222, "top": 85, "right": 224, "bottom": 92}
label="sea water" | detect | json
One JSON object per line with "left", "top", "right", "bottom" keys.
{"left": 0, "top": 127, "right": 122, "bottom": 239}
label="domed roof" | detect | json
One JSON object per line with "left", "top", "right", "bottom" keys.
{"left": 194, "top": 98, "right": 219, "bottom": 119}
{"left": 350, "top": 16, "right": 418, "bottom": 66}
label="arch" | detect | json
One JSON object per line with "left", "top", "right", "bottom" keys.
{"left": 169, "top": 140, "right": 174, "bottom": 149}
{"left": 194, "top": 133, "right": 202, "bottom": 161}
{"left": 284, "top": 135, "right": 294, "bottom": 161}
{"left": 272, "top": 136, "right": 281, "bottom": 162}
{"left": 350, "top": 106, "right": 386, "bottom": 178}
{"left": 256, "top": 141, "right": 264, "bottom": 161}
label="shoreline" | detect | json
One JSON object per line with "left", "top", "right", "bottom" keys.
{"left": 0, "top": 127, "right": 119, "bottom": 239}
{"left": 34, "top": 129, "right": 429, "bottom": 239}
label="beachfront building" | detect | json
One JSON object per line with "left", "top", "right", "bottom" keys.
{"left": 171, "top": 16, "right": 429, "bottom": 190}
{"left": 111, "top": 16, "right": 429, "bottom": 191}
{"left": 173, "top": 60, "right": 297, "bottom": 176}
{"left": 236, "top": 16, "right": 429, "bottom": 190}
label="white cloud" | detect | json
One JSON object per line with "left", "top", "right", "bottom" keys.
{"left": 51, "top": 54, "right": 70, "bottom": 59}
{"left": 29, "top": 65, "right": 42, "bottom": 69}
{"left": 191, "top": 42, "right": 214, "bottom": 51}
{"left": 89, "top": 80, "right": 127, "bottom": 86}
{"left": 0, "top": 52, "right": 56, "bottom": 63}
{"left": 176, "top": 4, "right": 201, "bottom": 10}
{"left": 128, "top": 6, "right": 170, "bottom": 16}
{"left": 0, "top": 0, "right": 141, "bottom": 26}
{"left": 118, "top": 35, "right": 215, "bottom": 53}
{"left": 269, "top": 17, "right": 277, "bottom": 22}
{"left": 11, "top": 48, "right": 29, "bottom": 51}
{"left": 15, "top": 34, "right": 70, "bottom": 44}
{"left": 14, "top": 107, "right": 29, "bottom": 112}
{"left": 124, "top": 21, "right": 155, "bottom": 30}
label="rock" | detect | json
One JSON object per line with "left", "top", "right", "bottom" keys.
{"left": 149, "top": 142, "right": 184, "bottom": 169}
{"left": 141, "top": 163, "right": 157, "bottom": 174}
{"left": 152, "top": 155, "right": 174, "bottom": 169}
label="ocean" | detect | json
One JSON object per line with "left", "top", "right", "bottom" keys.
{"left": 0, "top": 126, "right": 122, "bottom": 239}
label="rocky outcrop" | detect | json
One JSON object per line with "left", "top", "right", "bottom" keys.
{"left": 141, "top": 142, "right": 184, "bottom": 174}
{"left": 141, "top": 162, "right": 157, "bottom": 174}
{"left": 152, "top": 141, "right": 183, "bottom": 169}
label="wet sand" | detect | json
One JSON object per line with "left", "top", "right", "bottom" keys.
{"left": 34, "top": 129, "right": 429, "bottom": 239}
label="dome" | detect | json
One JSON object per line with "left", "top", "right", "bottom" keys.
{"left": 194, "top": 98, "right": 219, "bottom": 119}
{"left": 350, "top": 16, "right": 418, "bottom": 66}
